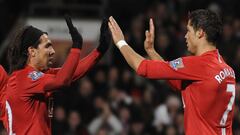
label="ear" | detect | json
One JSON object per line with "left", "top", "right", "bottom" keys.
{"left": 196, "top": 28, "right": 205, "bottom": 39}
{"left": 28, "top": 46, "right": 36, "bottom": 57}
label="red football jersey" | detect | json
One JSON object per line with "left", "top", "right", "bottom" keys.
{"left": 4, "top": 49, "right": 80, "bottom": 135}
{"left": 137, "top": 50, "right": 236, "bottom": 135}
{"left": 0, "top": 66, "right": 8, "bottom": 120}
{"left": 46, "top": 49, "right": 101, "bottom": 81}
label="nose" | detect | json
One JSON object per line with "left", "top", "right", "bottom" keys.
{"left": 50, "top": 47, "right": 55, "bottom": 56}
{"left": 184, "top": 32, "right": 187, "bottom": 39}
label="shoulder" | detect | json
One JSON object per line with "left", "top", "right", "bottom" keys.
{"left": 0, "top": 66, "right": 8, "bottom": 79}
{"left": 28, "top": 71, "right": 44, "bottom": 81}
{"left": 169, "top": 56, "right": 205, "bottom": 70}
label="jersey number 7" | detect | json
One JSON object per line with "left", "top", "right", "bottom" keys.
{"left": 220, "top": 84, "right": 235, "bottom": 127}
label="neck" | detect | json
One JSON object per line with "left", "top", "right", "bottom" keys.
{"left": 195, "top": 41, "right": 216, "bottom": 56}
{"left": 27, "top": 63, "right": 40, "bottom": 71}
{"left": 27, "top": 58, "right": 41, "bottom": 71}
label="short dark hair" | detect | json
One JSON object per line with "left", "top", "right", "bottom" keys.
{"left": 188, "top": 9, "right": 223, "bottom": 45}
{"left": 8, "top": 26, "right": 41, "bottom": 73}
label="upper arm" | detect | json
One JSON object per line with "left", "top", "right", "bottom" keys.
{"left": 136, "top": 56, "right": 206, "bottom": 81}
{"left": 24, "top": 73, "right": 68, "bottom": 95}
{"left": 23, "top": 73, "right": 56, "bottom": 95}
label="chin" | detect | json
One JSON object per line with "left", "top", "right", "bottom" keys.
{"left": 187, "top": 48, "right": 192, "bottom": 53}
{"left": 39, "top": 66, "right": 49, "bottom": 72}
{"left": 44, "top": 67, "right": 50, "bottom": 71}
{"left": 48, "top": 62, "right": 53, "bottom": 67}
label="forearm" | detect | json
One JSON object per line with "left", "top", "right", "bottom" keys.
{"left": 108, "top": 16, "right": 145, "bottom": 71}
{"left": 146, "top": 49, "right": 164, "bottom": 61}
{"left": 72, "top": 49, "right": 100, "bottom": 81}
{"left": 44, "top": 49, "right": 80, "bottom": 90}
{"left": 119, "top": 45, "right": 145, "bottom": 71}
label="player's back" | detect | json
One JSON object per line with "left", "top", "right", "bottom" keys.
{"left": 182, "top": 51, "right": 235, "bottom": 135}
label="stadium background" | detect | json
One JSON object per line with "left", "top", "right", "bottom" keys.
{"left": 0, "top": 0, "right": 239, "bottom": 134}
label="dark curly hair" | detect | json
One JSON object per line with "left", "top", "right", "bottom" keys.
{"left": 8, "top": 26, "right": 40, "bottom": 74}
{"left": 188, "top": 9, "right": 223, "bottom": 45}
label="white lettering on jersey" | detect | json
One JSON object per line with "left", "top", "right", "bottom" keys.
{"left": 214, "top": 68, "right": 235, "bottom": 83}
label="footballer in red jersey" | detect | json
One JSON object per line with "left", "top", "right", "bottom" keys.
{"left": 108, "top": 9, "right": 236, "bottom": 135}
{"left": 3, "top": 16, "right": 110, "bottom": 135}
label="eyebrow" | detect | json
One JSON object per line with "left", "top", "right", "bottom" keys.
{"left": 46, "top": 42, "right": 52, "bottom": 47}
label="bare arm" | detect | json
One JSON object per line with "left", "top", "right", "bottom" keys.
{"left": 108, "top": 16, "right": 145, "bottom": 71}
{"left": 144, "top": 18, "right": 164, "bottom": 61}
{"left": 144, "top": 19, "right": 182, "bottom": 90}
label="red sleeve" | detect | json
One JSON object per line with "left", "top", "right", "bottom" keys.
{"left": 44, "top": 68, "right": 60, "bottom": 74}
{"left": 44, "top": 49, "right": 101, "bottom": 82}
{"left": 0, "top": 66, "right": 8, "bottom": 92}
{"left": 24, "top": 48, "right": 80, "bottom": 94}
{"left": 0, "top": 66, "right": 8, "bottom": 121}
{"left": 136, "top": 56, "right": 207, "bottom": 81}
{"left": 72, "top": 49, "right": 100, "bottom": 81}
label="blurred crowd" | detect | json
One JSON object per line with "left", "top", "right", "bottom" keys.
{"left": 0, "top": 0, "right": 239, "bottom": 135}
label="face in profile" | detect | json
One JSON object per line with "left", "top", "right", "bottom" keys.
{"left": 184, "top": 20, "right": 198, "bottom": 54}
{"left": 30, "top": 34, "right": 55, "bottom": 71}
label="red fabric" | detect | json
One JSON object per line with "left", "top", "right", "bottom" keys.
{"left": 72, "top": 49, "right": 100, "bottom": 81}
{"left": 137, "top": 50, "right": 236, "bottom": 135}
{"left": 46, "top": 49, "right": 101, "bottom": 82}
{"left": 4, "top": 48, "right": 80, "bottom": 135}
{"left": 0, "top": 66, "right": 8, "bottom": 128}
{"left": 167, "top": 80, "right": 182, "bottom": 91}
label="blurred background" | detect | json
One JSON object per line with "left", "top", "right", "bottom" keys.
{"left": 0, "top": 0, "right": 239, "bottom": 135}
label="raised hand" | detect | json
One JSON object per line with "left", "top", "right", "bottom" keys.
{"left": 144, "top": 18, "right": 155, "bottom": 51}
{"left": 97, "top": 18, "right": 111, "bottom": 54}
{"left": 144, "top": 18, "right": 163, "bottom": 61}
{"left": 108, "top": 16, "right": 125, "bottom": 45}
{"left": 64, "top": 15, "right": 83, "bottom": 49}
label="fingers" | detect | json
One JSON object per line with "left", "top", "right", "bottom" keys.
{"left": 100, "top": 18, "right": 109, "bottom": 32}
{"left": 64, "top": 15, "right": 82, "bottom": 48}
{"left": 108, "top": 16, "right": 116, "bottom": 33}
{"left": 149, "top": 18, "right": 155, "bottom": 36}
{"left": 145, "top": 30, "right": 151, "bottom": 42}
{"left": 110, "top": 16, "right": 120, "bottom": 30}
{"left": 108, "top": 16, "right": 122, "bottom": 34}
{"left": 64, "top": 15, "right": 74, "bottom": 30}
{"left": 144, "top": 19, "right": 155, "bottom": 50}
{"left": 108, "top": 16, "right": 125, "bottom": 43}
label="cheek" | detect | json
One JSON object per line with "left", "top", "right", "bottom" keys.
{"left": 188, "top": 34, "right": 195, "bottom": 42}
{"left": 41, "top": 51, "right": 49, "bottom": 61}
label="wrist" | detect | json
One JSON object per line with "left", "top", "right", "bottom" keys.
{"left": 145, "top": 48, "right": 156, "bottom": 53}
{"left": 116, "top": 40, "right": 128, "bottom": 49}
